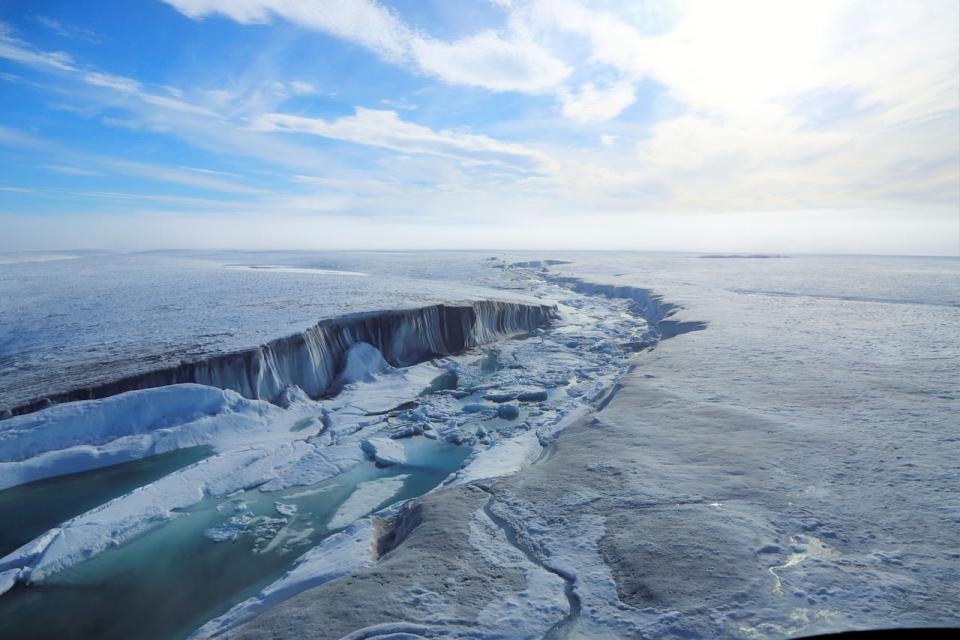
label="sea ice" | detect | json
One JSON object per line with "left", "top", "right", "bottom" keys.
{"left": 327, "top": 476, "right": 409, "bottom": 530}
{"left": 0, "top": 568, "right": 18, "bottom": 596}
{"left": 360, "top": 437, "right": 406, "bottom": 466}
{"left": 516, "top": 389, "right": 549, "bottom": 402}
{"left": 274, "top": 502, "right": 298, "bottom": 517}
{"left": 496, "top": 403, "right": 520, "bottom": 420}
{"left": 452, "top": 432, "right": 542, "bottom": 485}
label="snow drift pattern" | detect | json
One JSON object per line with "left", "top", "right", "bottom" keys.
{"left": 4, "top": 301, "right": 556, "bottom": 418}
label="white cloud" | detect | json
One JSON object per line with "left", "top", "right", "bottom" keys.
{"left": 44, "top": 164, "right": 103, "bottom": 176}
{"left": 32, "top": 15, "right": 101, "bottom": 42}
{"left": 3, "top": 55, "right": 218, "bottom": 120}
{"left": 0, "top": 23, "right": 76, "bottom": 71}
{"left": 0, "top": 33, "right": 345, "bottom": 173}
{"left": 162, "top": 0, "right": 570, "bottom": 93}
{"left": 2, "top": 2, "right": 956, "bottom": 253}
{"left": 4, "top": 206, "right": 955, "bottom": 255}
{"left": 411, "top": 31, "right": 569, "bottom": 92}
{"left": 560, "top": 81, "right": 635, "bottom": 123}
{"left": 163, "top": 0, "right": 412, "bottom": 60}
{"left": 0, "top": 125, "right": 268, "bottom": 195}
{"left": 251, "top": 107, "right": 549, "bottom": 170}
{"left": 84, "top": 71, "right": 141, "bottom": 93}
{"left": 380, "top": 97, "right": 417, "bottom": 110}
{"left": 0, "top": 125, "right": 49, "bottom": 148}
{"left": 287, "top": 80, "right": 316, "bottom": 95}
{"left": 104, "top": 158, "right": 269, "bottom": 194}
{"left": 84, "top": 71, "right": 219, "bottom": 116}
{"left": 500, "top": 0, "right": 959, "bottom": 208}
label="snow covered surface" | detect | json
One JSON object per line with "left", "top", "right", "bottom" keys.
{"left": 451, "top": 404, "right": 590, "bottom": 486}
{"left": 2, "top": 252, "right": 958, "bottom": 640}
{"left": 0, "top": 252, "right": 651, "bottom": 636}
{"left": 0, "top": 385, "right": 274, "bottom": 490}
{"left": 218, "top": 253, "right": 957, "bottom": 640}
{"left": 0, "top": 251, "right": 540, "bottom": 414}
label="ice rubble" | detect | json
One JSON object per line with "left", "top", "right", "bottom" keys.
{"left": 1, "top": 260, "right": 661, "bottom": 629}
{"left": 451, "top": 405, "right": 591, "bottom": 486}
{"left": 0, "top": 357, "right": 447, "bottom": 588}
{"left": 0, "top": 298, "right": 555, "bottom": 517}
{"left": 0, "top": 442, "right": 357, "bottom": 584}
{"left": 179, "top": 269, "right": 657, "bottom": 633}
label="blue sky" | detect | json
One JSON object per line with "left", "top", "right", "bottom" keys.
{"left": 0, "top": 0, "right": 958, "bottom": 254}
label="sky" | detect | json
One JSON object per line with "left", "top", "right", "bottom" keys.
{"left": 0, "top": 0, "right": 958, "bottom": 254}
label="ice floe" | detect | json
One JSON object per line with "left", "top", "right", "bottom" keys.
{"left": 327, "top": 476, "right": 409, "bottom": 530}
{"left": 360, "top": 437, "right": 406, "bottom": 467}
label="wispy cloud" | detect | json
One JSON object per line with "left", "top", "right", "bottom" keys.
{"left": 43, "top": 164, "right": 103, "bottom": 176}
{"left": 0, "top": 126, "right": 270, "bottom": 196}
{"left": 560, "top": 82, "right": 636, "bottom": 123}
{"left": 31, "top": 15, "right": 101, "bottom": 42}
{"left": 0, "top": 2, "right": 956, "bottom": 254}
{"left": 83, "top": 71, "right": 219, "bottom": 116}
{"left": 162, "top": 0, "right": 571, "bottom": 93}
{"left": 251, "top": 108, "right": 550, "bottom": 171}
{"left": 0, "top": 22, "right": 76, "bottom": 71}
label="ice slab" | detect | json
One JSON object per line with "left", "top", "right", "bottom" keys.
{"left": 0, "top": 385, "right": 278, "bottom": 490}
{"left": 360, "top": 438, "right": 406, "bottom": 467}
{"left": 327, "top": 476, "right": 409, "bottom": 530}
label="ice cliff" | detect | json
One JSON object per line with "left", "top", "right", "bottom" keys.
{"left": 4, "top": 301, "right": 555, "bottom": 419}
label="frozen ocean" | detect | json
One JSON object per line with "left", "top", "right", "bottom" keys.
{"left": 0, "top": 251, "right": 957, "bottom": 639}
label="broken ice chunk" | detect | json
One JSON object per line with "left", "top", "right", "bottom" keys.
{"left": 274, "top": 502, "right": 298, "bottom": 518}
{"left": 516, "top": 389, "right": 548, "bottom": 402}
{"left": 497, "top": 404, "right": 520, "bottom": 420}
{"left": 484, "top": 391, "right": 517, "bottom": 403}
{"left": 360, "top": 437, "right": 406, "bottom": 466}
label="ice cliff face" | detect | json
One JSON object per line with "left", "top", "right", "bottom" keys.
{"left": 5, "top": 301, "right": 555, "bottom": 419}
